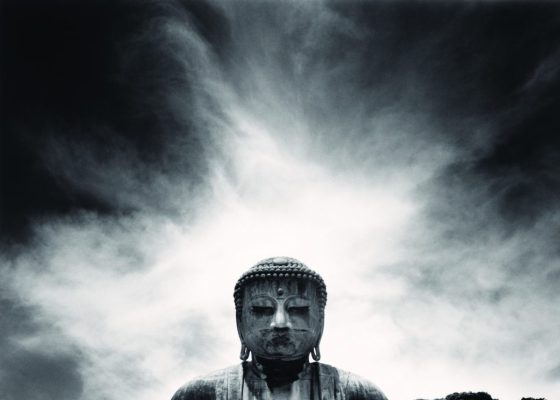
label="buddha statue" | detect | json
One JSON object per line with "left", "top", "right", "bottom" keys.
{"left": 171, "top": 256, "right": 387, "bottom": 400}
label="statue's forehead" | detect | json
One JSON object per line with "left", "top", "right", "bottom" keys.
{"left": 244, "top": 279, "right": 316, "bottom": 298}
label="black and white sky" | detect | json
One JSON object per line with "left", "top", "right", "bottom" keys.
{"left": 2, "top": 1, "right": 560, "bottom": 399}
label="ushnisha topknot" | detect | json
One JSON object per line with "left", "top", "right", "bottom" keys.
{"left": 234, "top": 256, "right": 327, "bottom": 316}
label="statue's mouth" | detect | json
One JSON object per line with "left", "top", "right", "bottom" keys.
{"left": 259, "top": 328, "right": 310, "bottom": 334}
{"left": 270, "top": 335, "right": 291, "bottom": 345}
{"left": 259, "top": 330, "right": 311, "bottom": 356}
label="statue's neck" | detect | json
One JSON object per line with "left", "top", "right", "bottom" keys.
{"left": 254, "top": 356, "right": 308, "bottom": 388}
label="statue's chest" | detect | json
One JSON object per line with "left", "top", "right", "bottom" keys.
{"left": 242, "top": 379, "right": 311, "bottom": 400}
{"left": 218, "top": 364, "right": 344, "bottom": 400}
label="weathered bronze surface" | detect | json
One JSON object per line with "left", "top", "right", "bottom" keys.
{"left": 171, "top": 257, "right": 387, "bottom": 400}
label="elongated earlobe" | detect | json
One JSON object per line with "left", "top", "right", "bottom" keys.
{"left": 311, "top": 345, "right": 321, "bottom": 361}
{"left": 240, "top": 343, "right": 250, "bottom": 361}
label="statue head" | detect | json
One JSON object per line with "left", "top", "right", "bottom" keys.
{"left": 234, "top": 257, "right": 327, "bottom": 363}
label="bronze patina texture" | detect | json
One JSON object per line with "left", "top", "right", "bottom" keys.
{"left": 171, "top": 257, "right": 387, "bottom": 400}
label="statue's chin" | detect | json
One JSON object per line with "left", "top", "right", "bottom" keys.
{"left": 264, "top": 342, "right": 295, "bottom": 355}
{"left": 261, "top": 354, "right": 305, "bottom": 361}
{"left": 253, "top": 349, "right": 310, "bottom": 362}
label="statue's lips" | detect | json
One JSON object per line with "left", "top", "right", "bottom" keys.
{"left": 256, "top": 329, "right": 312, "bottom": 355}
{"left": 259, "top": 328, "right": 310, "bottom": 333}
{"left": 258, "top": 328, "right": 310, "bottom": 338}
{"left": 270, "top": 335, "right": 291, "bottom": 345}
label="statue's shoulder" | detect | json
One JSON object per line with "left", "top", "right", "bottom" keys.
{"left": 317, "top": 363, "right": 388, "bottom": 400}
{"left": 171, "top": 364, "right": 241, "bottom": 400}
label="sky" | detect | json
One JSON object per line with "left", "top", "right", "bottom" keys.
{"left": 1, "top": 1, "right": 560, "bottom": 400}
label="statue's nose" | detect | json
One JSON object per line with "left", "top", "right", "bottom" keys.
{"left": 270, "top": 307, "right": 292, "bottom": 329}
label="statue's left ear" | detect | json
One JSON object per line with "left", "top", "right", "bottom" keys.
{"left": 311, "top": 315, "right": 324, "bottom": 361}
{"left": 316, "top": 313, "right": 325, "bottom": 346}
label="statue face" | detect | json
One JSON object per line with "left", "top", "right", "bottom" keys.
{"left": 238, "top": 278, "right": 323, "bottom": 361}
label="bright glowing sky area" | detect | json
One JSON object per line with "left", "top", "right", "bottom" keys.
{"left": 2, "top": 1, "right": 560, "bottom": 400}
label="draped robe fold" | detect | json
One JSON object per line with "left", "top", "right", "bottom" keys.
{"left": 171, "top": 362, "right": 387, "bottom": 400}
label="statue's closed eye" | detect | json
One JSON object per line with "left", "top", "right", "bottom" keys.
{"left": 251, "top": 306, "right": 274, "bottom": 315}
{"left": 287, "top": 306, "right": 309, "bottom": 315}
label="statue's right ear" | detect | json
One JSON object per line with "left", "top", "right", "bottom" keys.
{"left": 236, "top": 313, "right": 251, "bottom": 361}
{"left": 236, "top": 313, "right": 244, "bottom": 342}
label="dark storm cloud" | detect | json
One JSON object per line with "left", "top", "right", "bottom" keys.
{"left": 0, "top": 296, "right": 84, "bottom": 400}
{"left": 2, "top": 0, "right": 133, "bottom": 241}
{"left": 323, "top": 1, "right": 560, "bottom": 180}
{"left": 389, "top": 1, "right": 560, "bottom": 314}
{"left": 2, "top": 349, "right": 84, "bottom": 400}
{"left": 1, "top": 0, "right": 223, "bottom": 244}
